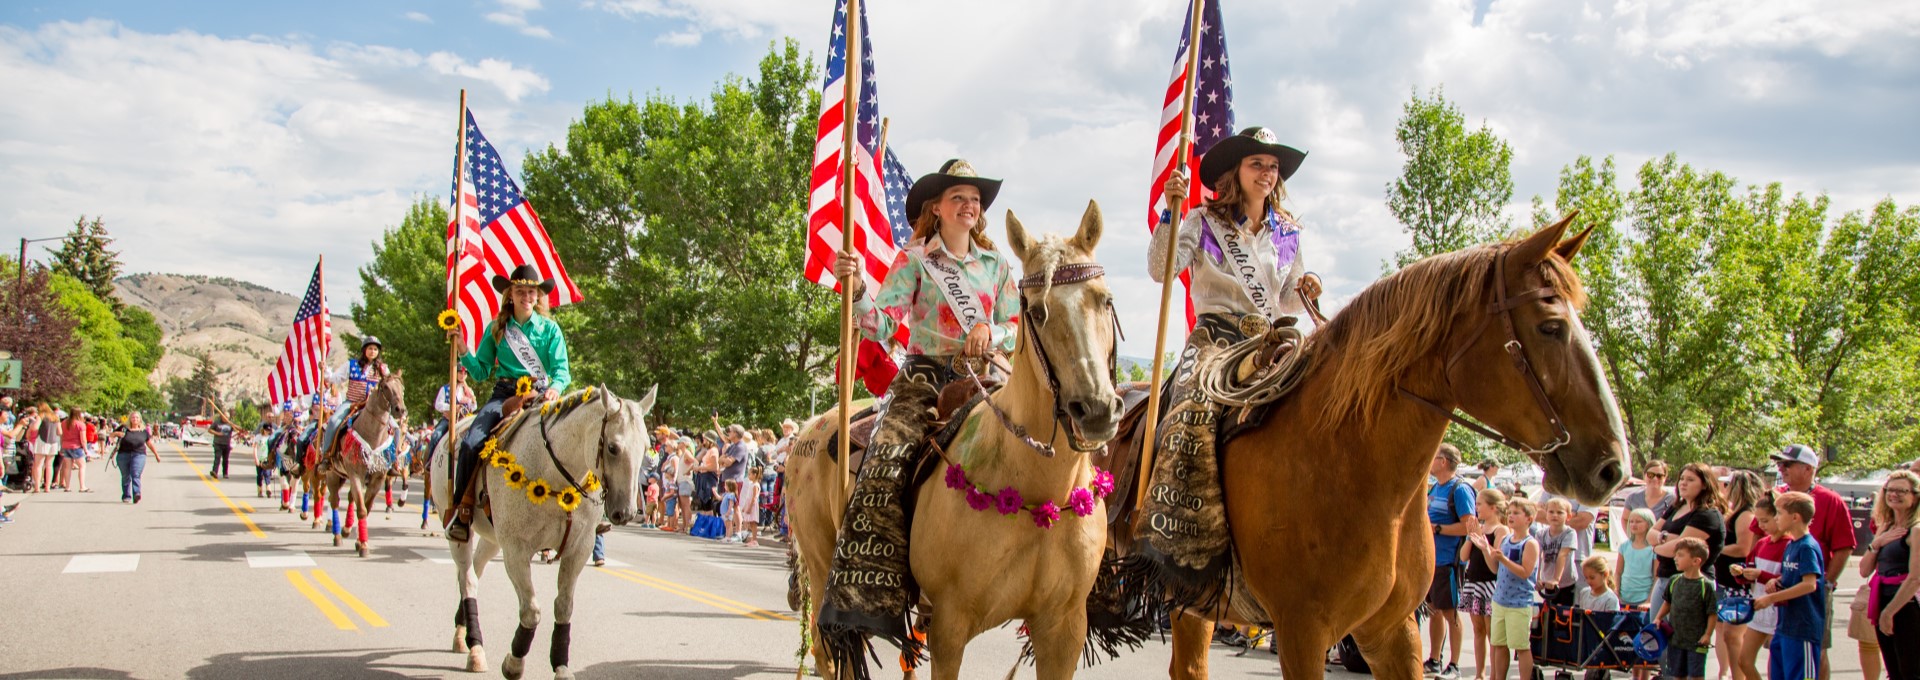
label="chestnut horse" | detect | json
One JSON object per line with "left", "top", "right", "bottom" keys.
{"left": 1109, "top": 215, "right": 1629, "bottom": 680}
{"left": 788, "top": 202, "right": 1124, "bottom": 680}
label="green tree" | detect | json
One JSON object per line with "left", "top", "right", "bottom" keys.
{"left": 520, "top": 40, "right": 832, "bottom": 425}
{"left": 49, "top": 216, "right": 123, "bottom": 311}
{"left": 352, "top": 197, "right": 453, "bottom": 418}
{"left": 230, "top": 400, "right": 262, "bottom": 431}
{"left": 1385, "top": 88, "right": 1515, "bottom": 269}
{"left": 46, "top": 272, "right": 147, "bottom": 413}
{"left": 167, "top": 353, "right": 220, "bottom": 415}
{"left": 117, "top": 306, "right": 165, "bottom": 372}
{"left": 0, "top": 258, "right": 83, "bottom": 401}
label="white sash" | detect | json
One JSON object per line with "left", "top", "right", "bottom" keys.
{"left": 1214, "top": 217, "right": 1280, "bottom": 319}
{"left": 918, "top": 250, "right": 991, "bottom": 336}
{"left": 502, "top": 323, "right": 549, "bottom": 388}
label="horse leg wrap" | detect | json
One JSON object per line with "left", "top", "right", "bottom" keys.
{"left": 301, "top": 492, "right": 309, "bottom": 513}
{"left": 549, "top": 623, "right": 571, "bottom": 669}
{"left": 511, "top": 624, "right": 536, "bottom": 659}
{"left": 329, "top": 506, "right": 339, "bottom": 534}
{"left": 463, "top": 598, "right": 483, "bottom": 647}
{"left": 356, "top": 506, "right": 368, "bottom": 543}
{"left": 385, "top": 487, "right": 393, "bottom": 507}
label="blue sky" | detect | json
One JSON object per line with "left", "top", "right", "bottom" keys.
{"left": 2, "top": 0, "right": 1916, "bottom": 357}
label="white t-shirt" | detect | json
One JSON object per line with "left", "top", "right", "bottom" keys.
{"left": 1575, "top": 585, "right": 1620, "bottom": 611}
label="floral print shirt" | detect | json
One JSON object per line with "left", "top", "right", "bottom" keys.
{"left": 854, "top": 237, "right": 1020, "bottom": 357}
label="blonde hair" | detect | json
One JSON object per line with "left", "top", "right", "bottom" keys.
{"left": 1627, "top": 508, "right": 1657, "bottom": 536}
{"left": 1581, "top": 554, "right": 1614, "bottom": 589}
{"left": 1507, "top": 497, "right": 1538, "bottom": 520}
{"left": 1873, "top": 470, "right": 1920, "bottom": 531}
{"left": 1544, "top": 497, "right": 1573, "bottom": 515}
{"left": 1205, "top": 164, "right": 1295, "bottom": 225}
{"left": 910, "top": 189, "right": 997, "bottom": 252}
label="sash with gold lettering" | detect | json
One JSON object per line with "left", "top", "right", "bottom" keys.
{"left": 917, "top": 248, "right": 990, "bottom": 336}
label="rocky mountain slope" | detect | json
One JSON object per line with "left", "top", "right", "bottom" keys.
{"left": 115, "top": 273, "right": 360, "bottom": 402}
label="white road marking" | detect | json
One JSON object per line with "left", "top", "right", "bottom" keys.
{"left": 412, "top": 548, "right": 453, "bottom": 564}
{"left": 64, "top": 554, "right": 139, "bottom": 573}
{"left": 245, "top": 550, "right": 315, "bottom": 568}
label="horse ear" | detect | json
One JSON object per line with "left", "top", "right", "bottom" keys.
{"left": 1071, "top": 200, "right": 1104, "bottom": 254}
{"left": 1005, "top": 209, "right": 1035, "bottom": 261}
{"left": 1555, "top": 221, "right": 1595, "bottom": 264}
{"left": 638, "top": 384, "right": 658, "bottom": 415}
{"left": 1512, "top": 211, "right": 1577, "bottom": 265}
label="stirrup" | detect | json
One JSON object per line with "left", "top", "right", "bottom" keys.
{"left": 447, "top": 517, "right": 472, "bottom": 543}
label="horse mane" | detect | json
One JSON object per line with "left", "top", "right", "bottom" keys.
{"left": 1310, "top": 241, "right": 1588, "bottom": 427}
{"left": 493, "top": 386, "right": 606, "bottom": 443}
{"left": 1011, "top": 233, "right": 1092, "bottom": 338}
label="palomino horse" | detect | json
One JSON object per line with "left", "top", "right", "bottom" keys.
{"left": 428, "top": 385, "right": 655, "bottom": 679}
{"left": 1106, "top": 215, "right": 1629, "bottom": 680}
{"left": 789, "top": 202, "right": 1124, "bottom": 680}
{"left": 322, "top": 370, "right": 408, "bottom": 557}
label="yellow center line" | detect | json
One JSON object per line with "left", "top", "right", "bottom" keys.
{"left": 310, "top": 569, "right": 390, "bottom": 628}
{"left": 600, "top": 567, "right": 794, "bottom": 621}
{"left": 171, "top": 443, "right": 266, "bottom": 538}
{"left": 286, "top": 570, "right": 358, "bottom": 631}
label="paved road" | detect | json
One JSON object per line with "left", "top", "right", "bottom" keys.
{"left": 0, "top": 441, "right": 1876, "bottom": 679}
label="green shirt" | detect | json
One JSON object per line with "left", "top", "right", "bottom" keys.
{"left": 461, "top": 313, "right": 572, "bottom": 394}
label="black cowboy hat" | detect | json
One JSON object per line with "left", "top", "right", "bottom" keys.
{"left": 904, "top": 158, "right": 1003, "bottom": 225}
{"left": 1198, "top": 126, "right": 1308, "bottom": 192}
{"left": 361, "top": 335, "right": 382, "bottom": 349}
{"left": 490, "top": 264, "right": 555, "bottom": 294}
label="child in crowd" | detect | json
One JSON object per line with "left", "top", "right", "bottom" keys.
{"left": 1659, "top": 537, "right": 1719, "bottom": 680}
{"left": 1731, "top": 493, "right": 1783, "bottom": 680}
{"left": 1754, "top": 491, "right": 1827, "bottom": 680}
{"left": 1461, "top": 488, "right": 1511, "bottom": 680}
{"left": 1535, "top": 497, "right": 1580, "bottom": 607}
{"left": 643, "top": 476, "right": 662, "bottom": 528}
{"left": 736, "top": 464, "right": 761, "bottom": 547}
{"left": 1473, "top": 497, "right": 1540, "bottom": 680}
{"left": 1577, "top": 555, "right": 1621, "bottom": 611}
{"left": 718, "top": 484, "right": 738, "bottom": 539}
{"left": 1618, "top": 507, "right": 1661, "bottom": 680}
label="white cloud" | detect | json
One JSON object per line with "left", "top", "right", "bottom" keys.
{"left": 0, "top": 20, "right": 557, "bottom": 302}
{"left": 483, "top": 0, "right": 553, "bottom": 39}
{"left": 587, "top": 0, "right": 817, "bottom": 44}
{"left": 403, "top": 11, "right": 432, "bottom": 24}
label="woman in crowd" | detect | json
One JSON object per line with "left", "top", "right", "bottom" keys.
{"left": 27, "top": 404, "right": 59, "bottom": 493}
{"left": 58, "top": 408, "right": 89, "bottom": 492}
{"left": 115, "top": 411, "right": 161, "bottom": 503}
{"left": 1862, "top": 469, "right": 1919, "bottom": 680}
{"left": 1649, "top": 462, "right": 1726, "bottom": 618}
{"left": 1715, "top": 470, "right": 1764, "bottom": 680}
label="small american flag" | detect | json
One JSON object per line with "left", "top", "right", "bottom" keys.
{"left": 803, "top": 0, "right": 914, "bottom": 395}
{"left": 266, "top": 262, "right": 332, "bottom": 405}
{"left": 446, "top": 108, "right": 582, "bottom": 352}
{"left": 1148, "top": 0, "right": 1234, "bottom": 330}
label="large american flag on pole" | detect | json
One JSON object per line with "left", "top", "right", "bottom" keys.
{"left": 1148, "top": 0, "right": 1234, "bottom": 330}
{"left": 266, "top": 262, "right": 331, "bottom": 405}
{"left": 446, "top": 108, "right": 583, "bottom": 352}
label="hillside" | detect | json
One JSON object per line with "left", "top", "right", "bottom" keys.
{"left": 115, "top": 273, "right": 360, "bottom": 402}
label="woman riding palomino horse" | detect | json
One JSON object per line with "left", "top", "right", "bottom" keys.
{"left": 818, "top": 159, "right": 1021, "bottom": 655}
{"left": 445, "top": 263, "right": 573, "bottom": 544}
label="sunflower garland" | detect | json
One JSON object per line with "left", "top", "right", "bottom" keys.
{"left": 526, "top": 479, "right": 553, "bottom": 505}
{"left": 486, "top": 437, "right": 600, "bottom": 511}
{"left": 556, "top": 488, "right": 582, "bottom": 512}
{"left": 515, "top": 376, "right": 534, "bottom": 397}
{"left": 436, "top": 309, "right": 460, "bottom": 331}
{"left": 503, "top": 463, "right": 529, "bottom": 489}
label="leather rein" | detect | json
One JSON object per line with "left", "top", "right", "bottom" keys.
{"left": 962, "top": 262, "right": 1121, "bottom": 457}
{"left": 1395, "top": 249, "right": 1572, "bottom": 461}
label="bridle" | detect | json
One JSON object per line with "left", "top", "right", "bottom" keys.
{"left": 964, "top": 261, "right": 1121, "bottom": 456}
{"left": 1396, "top": 248, "right": 1571, "bottom": 461}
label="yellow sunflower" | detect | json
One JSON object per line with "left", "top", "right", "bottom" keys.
{"left": 526, "top": 479, "right": 553, "bottom": 505}
{"left": 436, "top": 309, "right": 460, "bottom": 331}
{"left": 581, "top": 472, "right": 601, "bottom": 493}
{"left": 515, "top": 376, "right": 534, "bottom": 397}
{"left": 556, "top": 488, "right": 582, "bottom": 512}
{"left": 478, "top": 439, "right": 497, "bottom": 463}
{"left": 504, "top": 464, "right": 528, "bottom": 489}
{"left": 489, "top": 448, "right": 514, "bottom": 469}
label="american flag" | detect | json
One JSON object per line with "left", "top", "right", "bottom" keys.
{"left": 1148, "top": 0, "right": 1234, "bottom": 330}
{"left": 446, "top": 108, "right": 583, "bottom": 352}
{"left": 803, "top": 0, "right": 913, "bottom": 395}
{"left": 266, "top": 262, "right": 332, "bottom": 405}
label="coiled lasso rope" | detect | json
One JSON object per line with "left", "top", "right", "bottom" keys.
{"left": 1196, "top": 324, "right": 1314, "bottom": 407}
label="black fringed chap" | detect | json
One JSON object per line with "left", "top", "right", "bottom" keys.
{"left": 817, "top": 627, "right": 879, "bottom": 680}
{"left": 1081, "top": 553, "right": 1160, "bottom": 664}
{"left": 549, "top": 623, "right": 571, "bottom": 669}
{"left": 511, "top": 624, "right": 536, "bottom": 659}
{"left": 463, "top": 597, "right": 483, "bottom": 647}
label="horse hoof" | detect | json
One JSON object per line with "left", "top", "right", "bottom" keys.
{"left": 332, "top": 534, "right": 341, "bottom": 547}
{"left": 356, "top": 542, "right": 368, "bottom": 557}
{"left": 466, "top": 647, "right": 488, "bottom": 673}
{"left": 554, "top": 667, "right": 574, "bottom": 680}
{"left": 501, "top": 655, "right": 524, "bottom": 680}
{"left": 299, "top": 512, "right": 309, "bottom": 520}
{"left": 453, "top": 626, "right": 469, "bottom": 653}
{"left": 398, "top": 499, "right": 408, "bottom": 508}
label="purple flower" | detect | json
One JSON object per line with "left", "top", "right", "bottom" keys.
{"left": 994, "top": 486, "right": 1024, "bottom": 515}
{"left": 944, "top": 464, "right": 968, "bottom": 490}
{"left": 1067, "top": 488, "right": 1096, "bottom": 517}
{"left": 1091, "top": 468, "right": 1116, "bottom": 497}
{"left": 965, "top": 487, "right": 993, "bottom": 511}
{"left": 1031, "top": 501, "right": 1060, "bottom": 529}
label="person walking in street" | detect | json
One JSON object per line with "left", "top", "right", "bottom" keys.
{"left": 1861, "top": 470, "right": 1919, "bottom": 680}
{"left": 1770, "top": 444, "right": 1857, "bottom": 680}
{"left": 1426, "top": 444, "right": 1478, "bottom": 679}
{"left": 208, "top": 410, "right": 235, "bottom": 480}
{"left": 115, "top": 412, "right": 160, "bottom": 503}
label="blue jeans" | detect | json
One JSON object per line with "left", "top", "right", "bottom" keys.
{"left": 117, "top": 452, "right": 146, "bottom": 499}
{"left": 592, "top": 534, "right": 605, "bottom": 562}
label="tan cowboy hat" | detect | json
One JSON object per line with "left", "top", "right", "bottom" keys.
{"left": 904, "top": 159, "right": 1003, "bottom": 224}
{"left": 1199, "top": 126, "right": 1308, "bottom": 191}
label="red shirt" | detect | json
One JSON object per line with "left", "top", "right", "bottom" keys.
{"left": 1779, "top": 483, "right": 1859, "bottom": 557}
{"left": 85, "top": 422, "right": 98, "bottom": 444}
{"left": 59, "top": 421, "right": 84, "bottom": 449}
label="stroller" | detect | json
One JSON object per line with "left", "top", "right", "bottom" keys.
{"left": 1530, "top": 604, "right": 1658, "bottom": 680}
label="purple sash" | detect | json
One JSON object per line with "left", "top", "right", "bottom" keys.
{"left": 1198, "top": 207, "right": 1300, "bottom": 272}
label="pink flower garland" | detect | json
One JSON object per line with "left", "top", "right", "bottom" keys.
{"left": 944, "top": 464, "right": 1115, "bottom": 529}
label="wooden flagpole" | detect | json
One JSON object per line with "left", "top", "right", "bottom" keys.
{"left": 836, "top": 0, "right": 863, "bottom": 488}
{"left": 1136, "top": 0, "right": 1207, "bottom": 514}
{"left": 444, "top": 89, "right": 470, "bottom": 522}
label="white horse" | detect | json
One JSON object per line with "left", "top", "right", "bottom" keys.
{"left": 430, "top": 384, "right": 656, "bottom": 679}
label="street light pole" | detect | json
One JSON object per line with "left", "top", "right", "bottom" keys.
{"left": 16, "top": 235, "right": 66, "bottom": 320}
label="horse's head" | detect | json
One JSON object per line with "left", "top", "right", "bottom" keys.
{"left": 1003, "top": 201, "right": 1123, "bottom": 449}
{"left": 596, "top": 384, "right": 658, "bottom": 526}
{"left": 375, "top": 369, "right": 407, "bottom": 427}
{"left": 1444, "top": 215, "right": 1629, "bottom": 505}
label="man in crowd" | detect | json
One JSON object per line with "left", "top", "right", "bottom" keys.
{"left": 1426, "top": 444, "right": 1478, "bottom": 679}
{"left": 1770, "top": 444, "right": 1857, "bottom": 680}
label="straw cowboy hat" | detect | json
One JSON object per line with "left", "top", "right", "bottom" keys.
{"left": 490, "top": 264, "right": 554, "bottom": 294}
{"left": 1199, "top": 126, "right": 1308, "bottom": 191}
{"left": 904, "top": 159, "right": 1003, "bottom": 224}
